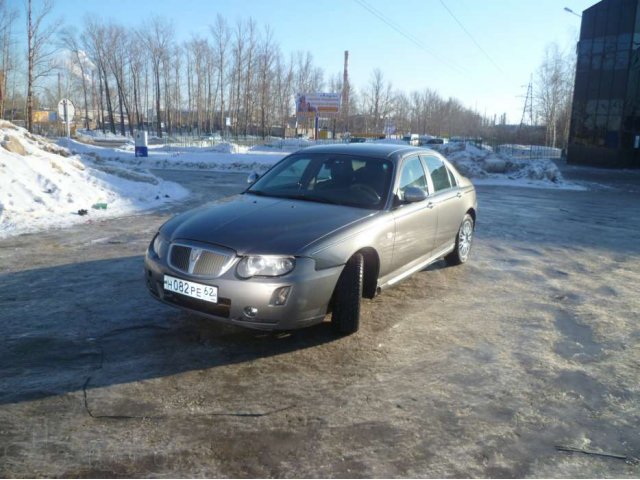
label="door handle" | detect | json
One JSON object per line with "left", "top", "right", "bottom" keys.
{"left": 426, "top": 202, "right": 435, "bottom": 209}
{"left": 456, "top": 192, "right": 462, "bottom": 198}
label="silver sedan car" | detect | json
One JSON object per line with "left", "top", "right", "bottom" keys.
{"left": 144, "top": 143, "right": 477, "bottom": 334}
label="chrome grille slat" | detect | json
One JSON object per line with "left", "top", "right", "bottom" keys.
{"left": 168, "top": 243, "right": 233, "bottom": 278}
{"left": 193, "top": 250, "right": 228, "bottom": 275}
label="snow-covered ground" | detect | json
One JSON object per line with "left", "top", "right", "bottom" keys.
{"left": 1, "top": 122, "right": 583, "bottom": 239}
{"left": 74, "top": 128, "right": 133, "bottom": 146}
{"left": 0, "top": 121, "right": 188, "bottom": 239}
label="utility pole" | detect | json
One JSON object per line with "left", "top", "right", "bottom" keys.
{"left": 519, "top": 74, "right": 534, "bottom": 143}
{"left": 519, "top": 75, "right": 534, "bottom": 127}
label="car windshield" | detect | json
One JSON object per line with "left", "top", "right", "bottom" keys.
{"left": 246, "top": 153, "right": 393, "bottom": 209}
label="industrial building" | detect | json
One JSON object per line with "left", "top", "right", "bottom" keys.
{"left": 568, "top": 0, "right": 640, "bottom": 168}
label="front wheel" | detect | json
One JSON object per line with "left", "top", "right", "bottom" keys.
{"left": 331, "top": 253, "right": 363, "bottom": 335}
{"left": 445, "top": 214, "right": 474, "bottom": 266}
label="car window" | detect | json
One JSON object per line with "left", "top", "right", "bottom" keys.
{"left": 315, "top": 162, "right": 332, "bottom": 182}
{"left": 248, "top": 153, "right": 392, "bottom": 210}
{"left": 422, "top": 155, "right": 452, "bottom": 192}
{"left": 446, "top": 164, "right": 458, "bottom": 187}
{"left": 266, "top": 157, "right": 312, "bottom": 188}
{"left": 398, "top": 156, "right": 428, "bottom": 197}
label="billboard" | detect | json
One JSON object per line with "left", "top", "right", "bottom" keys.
{"left": 296, "top": 93, "right": 341, "bottom": 118}
{"left": 34, "top": 111, "right": 51, "bottom": 123}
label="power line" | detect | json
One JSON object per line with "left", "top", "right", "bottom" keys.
{"left": 438, "top": 0, "right": 505, "bottom": 75}
{"left": 353, "top": 0, "right": 469, "bottom": 77}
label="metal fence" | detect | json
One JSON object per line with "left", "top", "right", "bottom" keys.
{"left": 54, "top": 129, "right": 565, "bottom": 161}
{"left": 441, "top": 138, "right": 563, "bottom": 160}
{"left": 491, "top": 143, "right": 562, "bottom": 160}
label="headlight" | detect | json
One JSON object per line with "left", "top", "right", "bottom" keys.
{"left": 151, "top": 232, "right": 169, "bottom": 258}
{"left": 236, "top": 256, "right": 295, "bottom": 278}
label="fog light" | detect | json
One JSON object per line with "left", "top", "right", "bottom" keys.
{"left": 270, "top": 286, "right": 291, "bottom": 306}
{"left": 243, "top": 306, "right": 258, "bottom": 318}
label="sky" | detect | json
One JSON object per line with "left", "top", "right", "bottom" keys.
{"left": 16, "top": 0, "right": 597, "bottom": 124}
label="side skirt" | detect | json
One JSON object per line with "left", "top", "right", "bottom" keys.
{"left": 377, "top": 243, "right": 455, "bottom": 291}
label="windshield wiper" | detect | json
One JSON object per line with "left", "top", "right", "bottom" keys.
{"left": 247, "top": 190, "right": 342, "bottom": 205}
{"left": 277, "top": 192, "right": 342, "bottom": 205}
{"left": 245, "top": 190, "right": 271, "bottom": 197}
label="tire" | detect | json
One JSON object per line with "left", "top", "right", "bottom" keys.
{"left": 445, "top": 214, "right": 474, "bottom": 266}
{"left": 331, "top": 253, "right": 364, "bottom": 334}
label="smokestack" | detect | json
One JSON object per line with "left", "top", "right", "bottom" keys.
{"left": 342, "top": 50, "right": 350, "bottom": 133}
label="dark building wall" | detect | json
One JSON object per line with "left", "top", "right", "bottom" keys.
{"left": 568, "top": 0, "right": 640, "bottom": 168}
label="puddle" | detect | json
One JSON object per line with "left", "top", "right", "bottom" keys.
{"left": 553, "top": 311, "right": 602, "bottom": 362}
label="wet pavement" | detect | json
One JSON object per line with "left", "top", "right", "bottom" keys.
{"left": 0, "top": 166, "right": 639, "bottom": 477}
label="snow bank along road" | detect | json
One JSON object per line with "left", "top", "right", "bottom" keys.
{"left": 0, "top": 168, "right": 639, "bottom": 477}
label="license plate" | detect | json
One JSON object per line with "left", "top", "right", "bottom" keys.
{"left": 163, "top": 275, "right": 218, "bottom": 303}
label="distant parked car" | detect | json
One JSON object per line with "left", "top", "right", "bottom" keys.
{"left": 422, "top": 137, "right": 445, "bottom": 145}
{"left": 145, "top": 144, "right": 477, "bottom": 334}
{"left": 402, "top": 134, "right": 420, "bottom": 146}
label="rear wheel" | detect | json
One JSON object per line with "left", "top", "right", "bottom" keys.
{"left": 331, "top": 253, "right": 363, "bottom": 334}
{"left": 445, "top": 214, "right": 474, "bottom": 266}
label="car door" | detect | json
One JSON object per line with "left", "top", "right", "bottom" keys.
{"left": 421, "top": 154, "right": 466, "bottom": 251}
{"left": 391, "top": 155, "right": 438, "bottom": 272}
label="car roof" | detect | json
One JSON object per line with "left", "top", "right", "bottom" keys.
{"left": 299, "top": 142, "right": 432, "bottom": 161}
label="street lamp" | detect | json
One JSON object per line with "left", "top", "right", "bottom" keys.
{"left": 564, "top": 7, "right": 582, "bottom": 18}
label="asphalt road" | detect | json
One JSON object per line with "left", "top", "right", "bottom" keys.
{"left": 0, "top": 167, "right": 639, "bottom": 477}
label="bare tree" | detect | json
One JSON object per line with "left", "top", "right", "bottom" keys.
{"left": 172, "top": 45, "right": 182, "bottom": 132}
{"left": 82, "top": 18, "right": 115, "bottom": 133}
{"left": 128, "top": 36, "right": 145, "bottom": 128}
{"left": 210, "top": 14, "right": 230, "bottom": 134}
{"left": 33, "top": 10, "right": 497, "bottom": 141}
{"left": 535, "top": 42, "right": 574, "bottom": 148}
{"left": 229, "top": 19, "right": 246, "bottom": 135}
{"left": 241, "top": 18, "right": 257, "bottom": 135}
{"left": 140, "top": 16, "right": 173, "bottom": 137}
{"left": 392, "top": 91, "right": 410, "bottom": 135}
{"left": 184, "top": 36, "right": 207, "bottom": 131}
{"left": 0, "top": 0, "right": 19, "bottom": 118}
{"left": 59, "top": 26, "right": 92, "bottom": 129}
{"left": 26, "top": 0, "right": 58, "bottom": 132}
{"left": 257, "top": 26, "right": 275, "bottom": 137}
{"left": 365, "top": 68, "right": 392, "bottom": 134}
{"left": 101, "top": 24, "right": 131, "bottom": 135}
{"left": 273, "top": 51, "right": 293, "bottom": 135}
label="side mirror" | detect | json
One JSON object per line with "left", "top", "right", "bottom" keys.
{"left": 247, "top": 172, "right": 259, "bottom": 184}
{"left": 403, "top": 187, "right": 427, "bottom": 203}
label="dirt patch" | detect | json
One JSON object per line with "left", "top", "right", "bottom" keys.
{"left": 1, "top": 134, "right": 27, "bottom": 155}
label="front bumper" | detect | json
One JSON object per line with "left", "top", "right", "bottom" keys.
{"left": 144, "top": 248, "right": 343, "bottom": 330}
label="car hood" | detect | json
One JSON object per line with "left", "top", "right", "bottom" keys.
{"left": 162, "top": 193, "right": 377, "bottom": 256}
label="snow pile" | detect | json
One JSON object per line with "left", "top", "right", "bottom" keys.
{"left": 434, "top": 142, "right": 569, "bottom": 188}
{"left": 65, "top": 138, "right": 287, "bottom": 174}
{"left": 155, "top": 142, "right": 250, "bottom": 154}
{"left": 249, "top": 137, "right": 312, "bottom": 152}
{"left": 372, "top": 138, "right": 407, "bottom": 145}
{"left": 0, "top": 121, "right": 188, "bottom": 238}
{"left": 76, "top": 128, "right": 131, "bottom": 143}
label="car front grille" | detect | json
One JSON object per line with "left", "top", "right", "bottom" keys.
{"left": 168, "top": 243, "right": 235, "bottom": 278}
